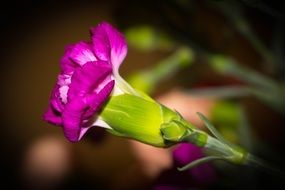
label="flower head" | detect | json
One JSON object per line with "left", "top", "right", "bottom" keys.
{"left": 43, "top": 22, "right": 127, "bottom": 142}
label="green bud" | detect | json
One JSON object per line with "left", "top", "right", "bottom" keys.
{"left": 160, "top": 104, "right": 205, "bottom": 146}
{"left": 160, "top": 115, "right": 208, "bottom": 147}
{"left": 160, "top": 120, "right": 189, "bottom": 142}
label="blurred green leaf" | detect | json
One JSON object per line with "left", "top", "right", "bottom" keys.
{"left": 128, "top": 47, "right": 194, "bottom": 93}
{"left": 125, "top": 25, "right": 172, "bottom": 51}
{"left": 209, "top": 54, "right": 285, "bottom": 115}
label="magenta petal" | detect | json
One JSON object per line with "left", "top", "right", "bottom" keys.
{"left": 90, "top": 22, "right": 127, "bottom": 71}
{"left": 61, "top": 61, "right": 114, "bottom": 142}
{"left": 43, "top": 85, "right": 65, "bottom": 125}
{"left": 60, "top": 44, "right": 77, "bottom": 73}
{"left": 62, "top": 81, "right": 114, "bottom": 142}
{"left": 84, "top": 80, "right": 115, "bottom": 117}
{"left": 57, "top": 74, "right": 71, "bottom": 86}
{"left": 69, "top": 41, "right": 97, "bottom": 66}
{"left": 43, "top": 106, "right": 62, "bottom": 126}
{"left": 78, "top": 80, "right": 115, "bottom": 138}
{"left": 49, "top": 85, "right": 65, "bottom": 112}
{"left": 62, "top": 97, "right": 87, "bottom": 142}
{"left": 67, "top": 61, "right": 112, "bottom": 101}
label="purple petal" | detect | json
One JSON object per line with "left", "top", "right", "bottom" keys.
{"left": 61, "top": 61, "right": 114, "bottom": 142}
{"left": 43, "top": 106, "right": 62, "bottom": 126}
{"left": 62, "top": 97, "right": 87, "bottom": 142}
{"left": 78, "top": 80, "right": 115, "bottom": 139}
{"left": 90, "top": 22, "right": 127, "bottom": 71}
{"left": 57, "top": 74, "right": 72, "bottom": 104}
{"left": 60, "top": 44, "right": 77, "bottom": 74}
{"left": 57, "top": 74, "right": 72, "bottom": 86}
{"left": 43, "top": 85, "right": 64, "bottom": 125}
{"left": 62, "top": 81, "right": 114, "bottom": 142}
{"left": 89, "top": 80, "right": 114, "bottom": 109}
{"left": 49, "top": 85, "right": 65, "bottom": 112}
{"left": 69, "top": 41, "right": 97, "bottom": 66}
{"left": 84, "top": 80, "right": 115, "bottom": 117}
{"left": 67, "top": 61, "right": 112, "bottom": 101}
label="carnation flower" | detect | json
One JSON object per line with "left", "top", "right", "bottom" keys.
{"left": 43, "top": 22, "right": 127, "bottom": 142}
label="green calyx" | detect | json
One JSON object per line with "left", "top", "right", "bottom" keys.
{"left": 160, "top": 120, "right": 189, "bottom": 142}
{"left": 177, "top": 113, "right": 249, "bottom": 171}
{"left": 100, "top": 94, "right": 165, "bottom": 147}
{"left": 100, "top": 93, "right": 198, "bottom": 147}
{"left": 160, "top": 120, "right": 208, "bottom": 147}
{"left": 160, "top": 105, "right": 208, "bottom": 147}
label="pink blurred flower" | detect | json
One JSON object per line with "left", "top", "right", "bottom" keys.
{"left": 173, "top": 143, "right": 217, "bottom": 183}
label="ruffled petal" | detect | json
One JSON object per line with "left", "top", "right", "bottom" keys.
{"left": 61, "top": 60, "right": 114, "bottom": 142}
{"left": 78, "top": 81, "right": 115, "bottom": 140}
{"left": 84, "top": 80, "right": 115, "bottom": 117}
{"left": 43, "top": 106, "right": 62, "bottom": 126}
{"left": 43, "top": 85, "right": 64, "bottom": 125}
{"left": 62, "top": 97, "right": 87, "bottom": 142}
{"left": 57, "top": 74, "right": 72, "bottom": 104}
{"left": 49, "top": 85, "right": 65, "bottom": 112}
{"left": 60, "top": 44, "right": 77, "bottom": 74}
{"left": 69, "top": 41, "right": 97, "bottom": 66}
{"left": 62, "top": 80, "right": 115, "bottom": 142}
{"left": 57, "top": 74, "right": 72, "bottom": 86}
{"left": 67, "top": 61, "right": 112, "bottom": 101}
{"left": 89, "top": 79, "right": 114, "bottom": 109}
{"left": 90, "top": 22, "right": 127, "bottom": 71}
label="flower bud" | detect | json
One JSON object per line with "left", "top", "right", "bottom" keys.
{"left": 160, "top": 120, "right": 189, "bottom": 142}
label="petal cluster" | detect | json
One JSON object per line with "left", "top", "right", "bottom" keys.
{"left": 43, "top": 22, "right": 127, "bottom": 142}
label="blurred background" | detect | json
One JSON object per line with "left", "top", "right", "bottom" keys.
{"left": 1, "top": 0, "right": 285, "bottom": 189}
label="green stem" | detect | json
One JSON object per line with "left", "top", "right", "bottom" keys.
{"left": 178, "top": 113, "right": 284, "bottom": 178}
{"left": 204, "top": 135, "right": 246, "bottom": 164}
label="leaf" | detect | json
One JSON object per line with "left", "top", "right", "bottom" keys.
{"left": 197, "top": 112, "right": 231, "bottom": 147}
